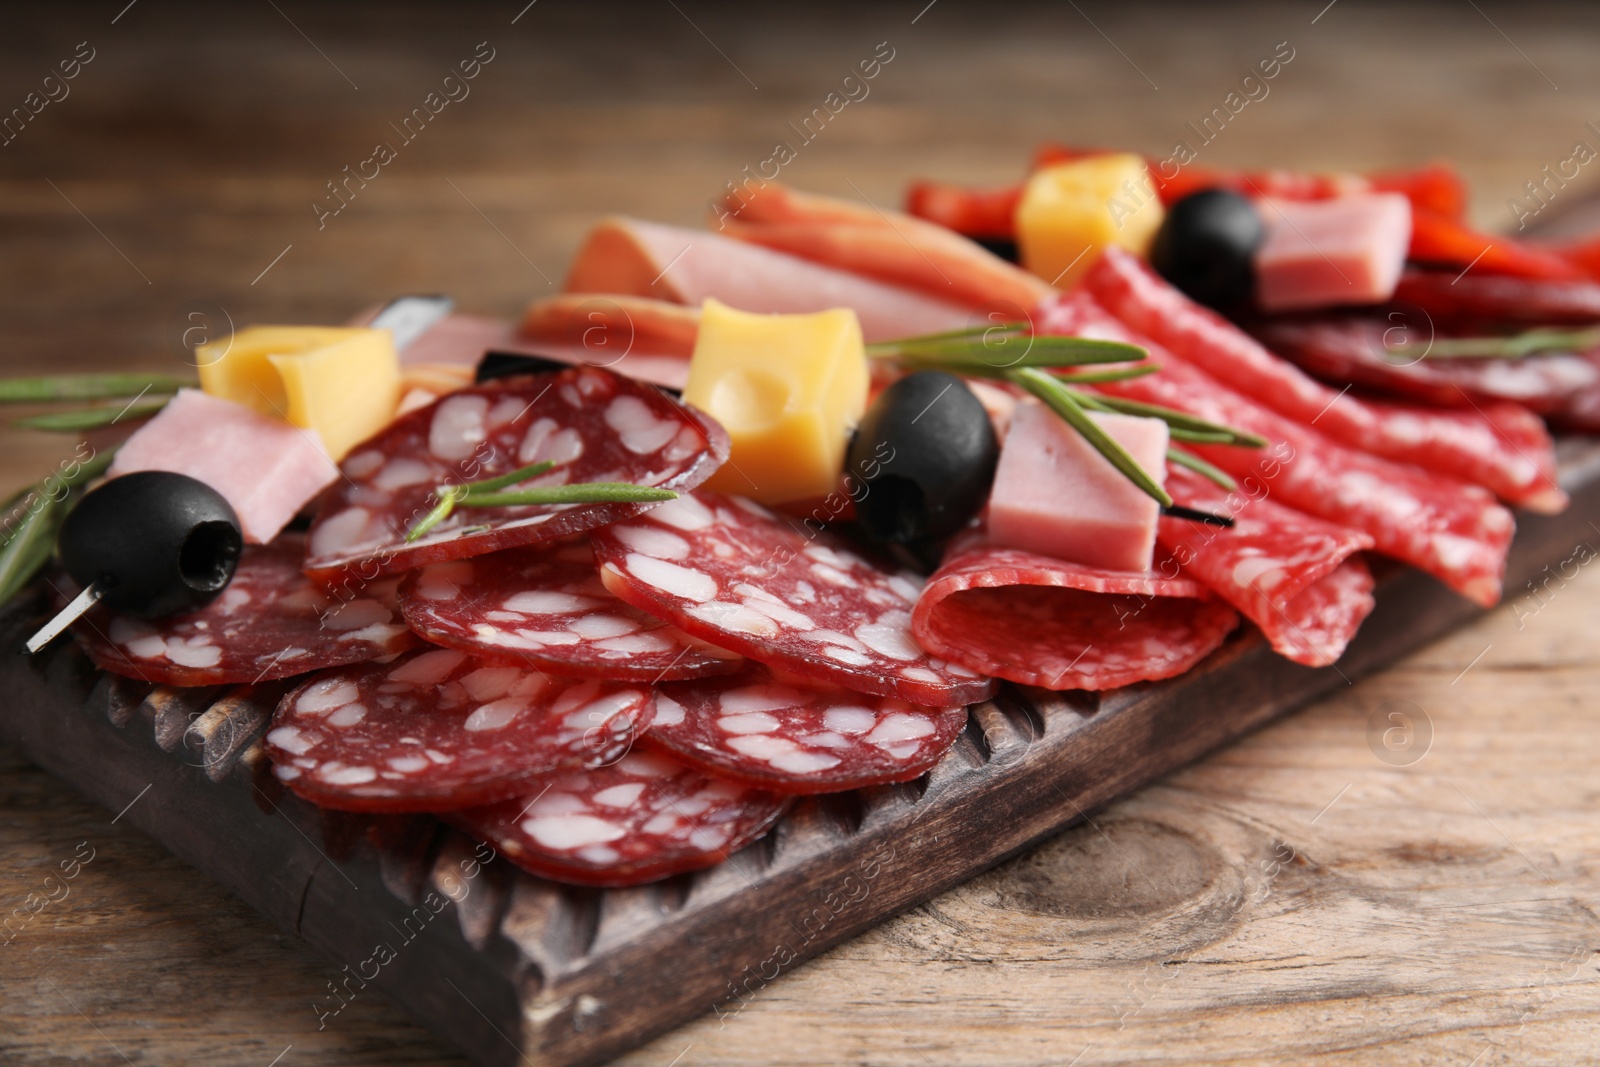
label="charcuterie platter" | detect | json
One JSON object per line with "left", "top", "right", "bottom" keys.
{"left": 5, "top": 149, "right": 1600, "bottom": 1066}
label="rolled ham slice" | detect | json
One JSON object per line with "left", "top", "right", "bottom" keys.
{"left": 1157, "top": 466, "right": 1376, "bottom": 667}
{"left": 911, "top": 539, "right": 1239, "bottom": 691}
{"left": 1044, "top": 293, "right": 1515, "bottom": 607}
{"left": 563, "top": 217, "right": 972, "bottom": 341}
{"left": 1084, "top": 247, "right": 1564, "bottom": 513}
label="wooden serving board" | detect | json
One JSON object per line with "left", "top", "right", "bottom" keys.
{"left": 3, "top": 437, "right": 1598, "bottom": 1067}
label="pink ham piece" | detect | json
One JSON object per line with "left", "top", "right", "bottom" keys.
{"left": 1254, "top": 193, "right": 1412, "bottom": 312}
{"left": 564, "top": 217, "right": 973, "bottom": 342}
{"left": 108, "top": 388, "right": 335, "bottom": 544}
{"left": 1043, "top": 293, "right": 1514, "bottom": 607}
{"left": 516, "top": 293, "right": 700, "bottom": 390}
{"left": 1084, "top": 247, "right": 1564, "bottom": 513}
{"left": 911, "top": 539, "right": 1239, "bottom": 691}
{"left": 1156, "top": 466, "right": 1377, "bottom": 667}
{"left": 988, "top": 397, "right": 1168, "bottom": 572}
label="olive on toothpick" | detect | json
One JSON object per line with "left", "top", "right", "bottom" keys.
{"left": 24, "top": 471, "right": 243, "bottom": 653}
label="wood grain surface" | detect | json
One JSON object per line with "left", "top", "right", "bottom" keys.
{"left": 3, "top": 2, "right": 1599, "bottom": 1064}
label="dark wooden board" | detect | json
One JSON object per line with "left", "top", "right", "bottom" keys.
{"left": 4, "top": 436, "right": 1598, "bottom": 1067}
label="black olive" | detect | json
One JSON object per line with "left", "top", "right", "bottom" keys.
{"left": 1149, "top": 188, "right": 1264, "bottom": 310}
{"left": 474, "top": 351, "right": 571, "bottom": 383}
{"left": 847, "top": 371, "right": 998, "bottom": 545}
{"left": 58, "top": 471, "right": 243, "bottom": 618}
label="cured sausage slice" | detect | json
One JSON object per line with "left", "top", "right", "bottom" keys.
{"left": 452, "top": 750, "right": 790, "bottom": 887}
{"left": 265, "top": 648, "right": 655, "bottom": 812}
{"left": 399, "top": 541, "right": 743, "bottom": 680}
{"left": 911, "top": 541, "right": 1240, "bottom": 691}
{"left": 1156, "top": 466, "right": 1377, "bottom": 667}
{"left": 302, "top": 367, "right": 728, "bottom": 582}
{"left": 590, "top": 491, "right": 997, "bottom": 707}
{"left": 69, "top": 533, "right": 416, "bottom": 687}
{"left": 645, "top": 664, "right": 969, "bottom": 794}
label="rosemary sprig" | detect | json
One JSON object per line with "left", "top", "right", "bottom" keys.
{"left": 1167, "top": 446, "right": 1237, "bottom": 491}
{"left": 1051, "top": 364, "right": 1161, "bottom": 385}
{"left": 404, "top": 460, "right": 676, "bottom": 542}
{"left": 871, "top": 333, "right": 1149, "bottom": 373}
{"left": 13, "top": 398, "right": 170, "bottom": 432}
{"left": 0, "top": 373, "right": 194, "bottom": 403}
{"left": 0, "top": 449, "right": 116, "bottom": 603}
{"left": 1385, "top": 325, "right": 1600, "bottom": 361}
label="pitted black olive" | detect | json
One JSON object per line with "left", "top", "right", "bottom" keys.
{"left": 847, "top": 371, "right": 998, "bottom": 545}
{"left": 1149, "top": 188, "right": 1264, "bottom": 310}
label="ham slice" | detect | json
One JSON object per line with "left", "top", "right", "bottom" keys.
{"left": 1085, "top": 247, "right": 1564, "bottom": 513}
{"left": 1157, "top": 466, "right": 1376, "bottom": 667}
{"left": 563, "top": 217, "right": 972, "bottom": 341}
{"left": 108, "top": 389, "right": 336, "bottom": 544}
{"left": 717, "top": 182, "right": 1055, "bottom": 313}
{"left": 1043, "top": 293, "right": 1514, "bottom": 607}
{"left": 988, "top": 398, "right": 1168, "bottom": 572}
{"left": 514, "top": 293, "right": 698, "bottom": 390}
{"left": 1254, "top": 194, "right": 1411, "bottom": 312}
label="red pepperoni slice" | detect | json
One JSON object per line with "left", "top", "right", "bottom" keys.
{"left": 265, "top": 648, "right": 655, "bottom": 812}
{"left": 67, "top": 533, "right": 417, "bottom": 686}
{"left": 302, "top": 367, "right": 728, "bottom": 583}
{"left": 398, "top": 541, "right": 743, "bottom": 681}
{"left": 451, "top": 750, "right": 790, "bottom": 887}
{"left": 1156, "top": 466, "right": 1377, "bottom": 667}
{"left": 590, "top": 491, "right": 997, "bottom": 707}
{"left": 645, "top": 664, "right": 968, "bottom": 794}
{"left": 912, "top": 541, "right": 1240, "bottom": 691}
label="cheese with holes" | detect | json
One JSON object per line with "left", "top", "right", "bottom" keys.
{"left": 682, "top": 299, "right": 868, "bottom": 504}
{"left": 987, "top": 398, "right": 1169, "bottom": 572}
{"left": 197, "top": 325, "right": 400, "bottom": 460}
{"left": 1017, "top": 155, "right": 1165, "bottom": 290}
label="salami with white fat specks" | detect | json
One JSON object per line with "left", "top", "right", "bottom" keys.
{"left": 589, "top": 490, "right": 997, "bottom": 707}
{"left": 452, "top": 749, "right": 790, "bottom": 887}
{"left": 302, "top": 367, "right": 728, "bottom": 583}
{"left": 265, "top": 648, "right": 655, "bottom": 812}
{"left": 68, "top": 533, "right": 416, "bottom": 686}
{"left": 399, "top": 541, "right": 743, "bottom": 680}
{"left": 645, "top": 664, "right": 968, "bottom": 794}
{"left": 912, "top": 540, "right": 1240, "bottom": 691}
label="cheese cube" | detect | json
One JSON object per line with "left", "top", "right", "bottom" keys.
{"left": 197, "top": 325, "right": 400, "bottom": 460}
{"left": 683, "top": 299, "right": 868, "bottom": 504}
{"left": 987, "top": 399, "right": 1169, "bottom": 572}
{"left": 1017, "top": 155, "right": 1165, "bottom": 290}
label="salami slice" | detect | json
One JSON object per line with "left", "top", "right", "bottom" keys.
{"left": 1391, "top": 268, "right": 1600, "bottom": 328}
{"left": 1156, "top": 466, "right": 1377, "bottom": 667}
{"left": 1083, "top": 248, "right": 1563, "bottom": 512}
{"left": 590, "top": 491, "right": 997, "bottom": 707}
{"left": 1047, "top": 293, "right": 1516, "bottom": 607}
{"left": 398, "top": 541, "right": 743, "bottom": 680}
{"left": 265, "top": 648, "right": 655, "bottom": 812}
{"left": 68, "top": 533, "right": 416, "bottom": 686}
{"left": 302, "top": 367, "right": 729, "bottom": 583}
{"left": 645, "top": 664, "right": 968, "bottom": 793}
{"left": 451, "top": 749, "right": 790, "bottom": 887}
{"left": 911, "top": 541, "right": 1240, "bottom": 691}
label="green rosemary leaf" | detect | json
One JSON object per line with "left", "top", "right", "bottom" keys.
{"left": 13, "top": 398, "right": 170, "bottom": 432}
{"left": 1008, "top": 368, "right": 1173, "bottom": 508}
{"left": 0, "top": 373, "right": 194, "bottom": 403}
{"left": 1167, "top": 446, "right": 1237, "bottom": 490}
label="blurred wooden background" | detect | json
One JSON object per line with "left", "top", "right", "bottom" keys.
{"left": 2, "top": 1, "right": 1598, "bottom": 1063}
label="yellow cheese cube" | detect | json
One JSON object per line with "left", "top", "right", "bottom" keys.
{"left": 197, "top": 326, "right": 400, "bottom": 460}
{"left": 1016, "top": 154, "right": 1165, "bottom": 289}
{"left": 683, "top": 299, "right": 868, "bottom": 504}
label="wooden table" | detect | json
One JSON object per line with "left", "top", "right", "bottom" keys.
{"left": 3, "top": 2, "right": 1598, "bottom": 1063}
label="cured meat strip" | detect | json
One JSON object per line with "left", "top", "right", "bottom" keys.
{"left": 69, "top": 533, "right": 415, "bottom": 686}
{"left": 1044, "top": 294, "right": 1515, "bottom": 606}
{"left": 718, "top": 182, "right": 1054, "bottom": 312}
{"left": 911, "top": 541, "right": 1239, "bottom": 691}
{"left": 515, "top": 293, "right": 699, "bottom": 390}
{"left": 452, "top": 750, "right": 789, "bottom": 887}
{"left": 590, "top": 491, "right": 996, "bottom": 706}
{"left": 564, "top": 217, "right": 972, "bottom": 341}
{"left": 265, "top": 648, "right": 655, "bottom": 812}
{"left": 1390, "top": 268, "right": 1600, "bottom": 328}
{"left": 1251, "top": 315, "right": 1600, "bottom": 435}
{"left": 399, "top": 541, "right": 743, "bottom": 680}
{"left": 302, "top": 367, "right": 728, "bottom": 583}
{"left": 646, "top": 664, "right": 968, "bottom": 793}
{"left": 1157, "top": 466, "right": 1376, "bottom": 667}
{"left": 1084, "top": 247, "right": 1563, "bottom": 512}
